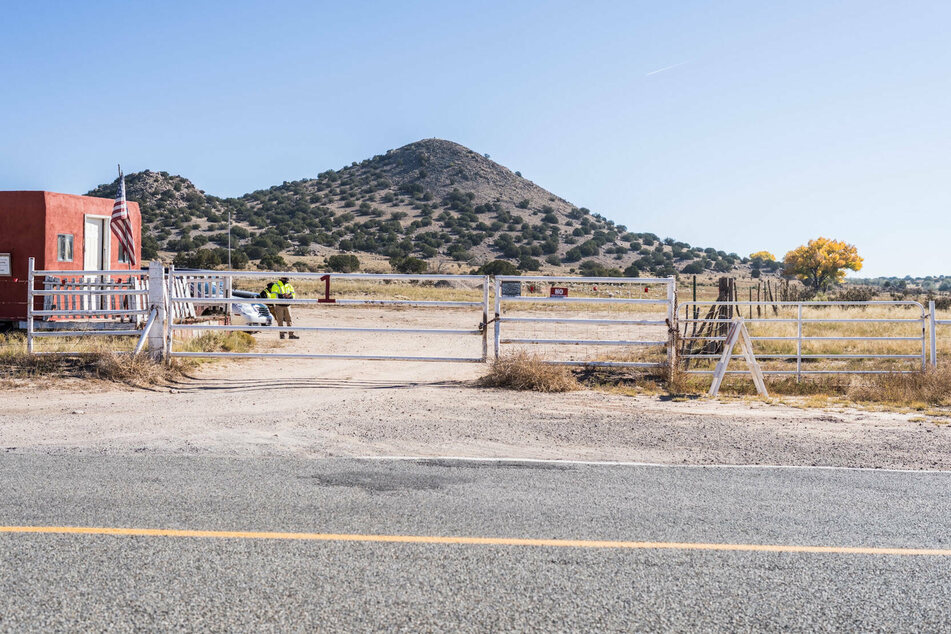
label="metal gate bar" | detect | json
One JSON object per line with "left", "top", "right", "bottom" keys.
{"left": 26, "top": 258, "right": 154, "bottom": 355}
{"left": 493, "top": 275, "right": 676, "bottom": 368}
{"left": 166, "top": 268, "right": 490, "bottom": 363}
{"left": 681, "top": 300, "right": 926, "bottom": 376}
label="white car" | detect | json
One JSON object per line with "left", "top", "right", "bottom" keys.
{"left": 230, "top": 291, "right": 273, "bottom": 328}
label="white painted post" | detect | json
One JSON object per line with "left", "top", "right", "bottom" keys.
{"left": 929, "top": 300, "right": 937, "bottom": 369}
{"left": 796, "top": 303, "right": 803, "bottom": 383}
{"left": 709, "top": 318, "right": 768, "bottom": 397}
{"left": 493, "top": 276, "right": 501, "bottom": 360}
{"left": 738, "top": 323, "right": 768, "bottom": 397}
{"left": 709, "top": 320, "right": 742, "bottom": 397}
{"left": 26, "top": 257, "right": 35, "bottom": 354}
{"left": 482, "top": 276, "right": 489, "bottom": 362}
{"left": 133, "top": 308, "right": 158, "bottom": 356}
{"left": 666, "top": 277, "right": 678, "bottom": 379}
{"left": 147, "top": 260, "right": 166, "bottom": 361}
{"left": 164, "top": 264, "right": 174, "bottom": 361}
{"left": 226, "top": 275, "right": 233, "bottom": 325}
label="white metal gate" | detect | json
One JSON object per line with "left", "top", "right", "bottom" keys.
{"left": 680, "top": 300, "right": 927, "bottom": 377}
{"left": 25, "top": 259, "right": 951, "bottom": 382}
{"left": 25, "top": 258, "right": 158, "bottom": 356}
{"left": 492, "top": 275, "right": 677, "bottom": 369}
{"left": 165, "top": 268, "right": 491, "bottom": 363}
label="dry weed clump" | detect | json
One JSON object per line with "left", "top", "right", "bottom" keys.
{"left": 848, "top": 367, "right": 951, "bottom": 406}
{"left": 0, "top": 351, "right": 183, "bottom": 387}
{"left": 180, "top": 331, "right": 255, "bottom": 353}
{"left": 669, "top": 373, "right": 851, "bottom": 397}
{"left": 91, "top": 354, "right": 185, "bottom": 386}
{"left": 478, "top": 351, "right": 579, "bottom": 392}
{"left": 1, "top": 331, "right": 255, "bottom": 388}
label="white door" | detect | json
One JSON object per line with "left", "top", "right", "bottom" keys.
{"left": 84, "top": 218, "right": 104, "bottom": 270}
{"left": 83, "top": 218, "right": 106, "bottom": 310}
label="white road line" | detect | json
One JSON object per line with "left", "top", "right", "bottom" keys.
{"left": 352, "top": 456, "right": 951, "bottom": 474}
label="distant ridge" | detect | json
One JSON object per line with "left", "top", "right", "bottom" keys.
{"left": 87, "top": 138, "right": 744, "bottom": 275}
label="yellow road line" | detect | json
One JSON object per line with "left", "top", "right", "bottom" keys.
{"left": 0, "top": 525, "right": 949, "bottom": 556}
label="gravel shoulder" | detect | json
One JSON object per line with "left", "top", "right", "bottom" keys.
{"left": 2, "top": 363, "right": 948, "bottom": 470}
{"left": 2, "top": 306, "right": 949, "bottom": 470}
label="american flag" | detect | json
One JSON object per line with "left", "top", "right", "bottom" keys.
{"left": 111, "top": 169, "right": 137, "bottom": 266}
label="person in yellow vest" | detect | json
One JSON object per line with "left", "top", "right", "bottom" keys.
{"left": 265, "top": 277, "right": 298, "bottom": 339}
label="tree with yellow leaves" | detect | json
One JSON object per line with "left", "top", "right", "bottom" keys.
{"left": 749, "top": 251, "right": 776, "bottom": 263}
{"left": 749, "top": 251, "right": 779, "bottom": 278}
{"left": 783, "top": 238, "right": 863, "bottom": 290}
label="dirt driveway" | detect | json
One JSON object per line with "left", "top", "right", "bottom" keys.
{"left": 2, "top": 306, "right": 949, "bottom": 469}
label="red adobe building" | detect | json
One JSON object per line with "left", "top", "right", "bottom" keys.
{"left": 0, "top": 191, "right": 142, "bottom": 323}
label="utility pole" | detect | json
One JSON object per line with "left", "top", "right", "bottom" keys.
{"left": 227, "top": 209, "right": 232, "bottom": 269}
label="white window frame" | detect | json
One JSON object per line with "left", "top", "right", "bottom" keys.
{"left": 57, "top": 234, "right": 74, "bottom": 262}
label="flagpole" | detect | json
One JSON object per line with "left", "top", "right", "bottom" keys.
{"left": 114, "top": 164, "right": 133, "bottom": 273}
{"left": 119, "top": 165, "right": 133, "bottom": 272}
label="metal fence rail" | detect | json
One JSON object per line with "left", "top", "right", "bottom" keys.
{"left": 929, "top": 299, "right": 951, "bottom": 368}
{"left": 25, "top": 258, "right": 158, "bottom": 356}
{"left": 680, "top": 300, "right": 927, "bottom": 377}
{"left": 19, "top": 258, "right": 951, "bottom": 383}
{"left": 493, "top": 275, "right": 676, "bottom": 369}
{"left": 165, "top": 268, "right": 490, "bottom": 363}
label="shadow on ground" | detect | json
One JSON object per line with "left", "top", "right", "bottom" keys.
{"left": 165, "top": 376, "right": 471, "bottom": 393}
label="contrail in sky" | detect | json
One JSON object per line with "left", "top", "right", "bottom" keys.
{"left": 646, "top": 61, "right": 690, "bottom": 76}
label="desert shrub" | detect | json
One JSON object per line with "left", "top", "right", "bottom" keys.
{"left": 174, "top": 248, "right": 226, "bottom": 269}
{"left": 518, "top": 256, "right": 542, "bottom": 271}
{"left": 477, "top": 260, "right": 519, "bottom": 276}
{"left": 681, "top": 261, "right": 704, "bottom": 275}
{"left": 578, "top": 260, "right": 622, "bottom": 277}
{"left": 230, "top": 250, "right": 250, "bottom": 269}
{"left": 833, "top": 286, "right": 877, "bottom": 302}
{"left": 477, "top": 351, "right": 579, "bottom": 392}
{"left": 390, "top": 256, "right": 428, "bottom": 274}
{"left": 327, "top": 254, "right": 360, "bottom": 272}
{"left": 141, "top": 235, "right": 160, "bottom": 260}
{"left": 259, "top": 253, "right": 287, "bottom": 269}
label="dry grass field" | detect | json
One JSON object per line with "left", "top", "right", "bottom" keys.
{"left": 4, "top": 275, "right": 951, "bottom": 408}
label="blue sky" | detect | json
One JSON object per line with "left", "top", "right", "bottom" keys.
{"left": 1, "top": 0, "right": 948, "bottom": 277}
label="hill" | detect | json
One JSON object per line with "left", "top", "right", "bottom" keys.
{"left": 87, "top": 138, "right": 749, "bottom": 276}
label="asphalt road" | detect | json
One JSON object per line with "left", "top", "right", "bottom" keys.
{"left": 0, "top": 454, "right": 949, "bottom": 631}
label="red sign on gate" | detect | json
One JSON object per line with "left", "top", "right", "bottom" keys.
{"left": 550, "top": 287, "right": 568, "bottom": 297}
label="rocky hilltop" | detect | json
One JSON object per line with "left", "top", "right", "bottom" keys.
{"left": 87, "top": 139, "right": 745, "bottom": 275}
